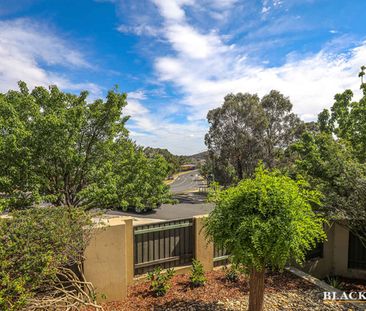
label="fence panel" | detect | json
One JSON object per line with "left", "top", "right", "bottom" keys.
{"left": 213, "top": 243, "right": 229, "bottom": 267}
{"left": 348, "top": 232, "right": 366, "bottom": 270}
{"left": 134, "top": 218, "right": 194, "bottom": 275}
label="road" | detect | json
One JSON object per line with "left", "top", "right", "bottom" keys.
{"left": 106, "top": 198, "right": 214, "bottom": 220}
{"left": 106, "top": 169, "right": 214, "bottom": 221}
{"left": 169, "top": 169, "right": 205, "bottom": 194}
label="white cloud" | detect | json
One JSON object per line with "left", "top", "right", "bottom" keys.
{"left": 117, "top": 24, "right": 160, "bottom": 36}
{"left": 109, "top": 0, "right": 366, "bottom": 154}
{"left": 150, "top": 0, "right": 365, "bottom": 125}
{"left": 0, "top": 19, "right": 100, "bottom": 96}
{"left": 125, "top": 90, "right": 206, "bottom": 154}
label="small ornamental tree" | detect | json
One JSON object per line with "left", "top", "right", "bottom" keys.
{"left": 204, "top": 165, "right": 326, "bottom": 311}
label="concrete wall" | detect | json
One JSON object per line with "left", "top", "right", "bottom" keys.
{"left": 84, "top": 216, "right": 133, "bottom": 303}
{"left": 83, "top": 215, "right": 366, "bottom": 303}
{"left": 301, "top": 221, "right": 366, "bottom": 280}
{"left": 193, "top": 215, "right": 214, "bottom": 271}
{"left": 83, "top": 215, "right": 216, "bottom": 302}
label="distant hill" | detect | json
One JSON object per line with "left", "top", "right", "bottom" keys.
{"left": 143, "top": 147, "right": 208, "bottom": 174}
{"left": 181, "top": 151, "right": 208, "bottom": 162}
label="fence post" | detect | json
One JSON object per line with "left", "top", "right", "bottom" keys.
{"left": 333, "top": 222, "right": 349, "bottom": 276}
{"left": 84, "top": 217, "right": 132, "bottom": 302}
{"left": 124, "top": 217, "right": 134, "bottom": 285}
{"left": 193, "top": 215, "right": 214, "bottom": 272}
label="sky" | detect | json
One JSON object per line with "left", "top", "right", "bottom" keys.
{"left": 0, "top": 0, "right": 365, "bottom": 155}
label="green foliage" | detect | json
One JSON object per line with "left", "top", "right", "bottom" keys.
{"left": 318, "top": 67, "right": 366, "bottom": 162}
{"left": 144, "top": 147, "right": 185, "bottom": 176}
{"left": 205, "top": 90, "right": 303, "bottom": 185}
{"left": 204, "top": 165, "right": 326, "bottom": 272}
{"left": 146, "top": 267, "right": 175, "bottom": 296}
{"left": 325, "top": 276, "right": 344, "bottom": 290}
{"left": 223, "top": 264, "right": 240, "bottom": 283}
{"left": 0, "top": 207, "right": 93, "bottom": 310}
{"left": 289, "top": 68, "right": 366, "bottom": 245}
{"left": 0, "top": 82, "right": 171, "bottom": 211}
{"left": 189, "top": 259, "right": 206, "bottom": 287}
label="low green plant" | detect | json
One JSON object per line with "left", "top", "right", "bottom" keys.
{"left": 223, "top": 265, "right": 240, "bottom": 283}
{"left": 189, "top": 259, "right": 206, "bottom": 287}
{"left": 147, "top": 267, "right": 175, "bottom": 296}
{"left": 325, "top": 275, "right": 344, "bottom": 290}
{"left": 0, "top": 206, "right": 96, "bottom": 310}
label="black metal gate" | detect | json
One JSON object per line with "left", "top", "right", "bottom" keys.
{"left": 133, "top": 218, "right": 194, "bottom": 275}
{"left": 348, "top": 232, "right": 366, "bottom": 270}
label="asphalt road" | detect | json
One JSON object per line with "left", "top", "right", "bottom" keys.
{"left": 106, "top": 170, "right": 214, "bottom": 220}
{"left": 107, "top": 170, "right": 214, "bottom": 221}
{"left": 106, "top": 195, "right": 214, "bottom": 220}
{"left": 169, "top": 169, "right": 205, "bottom": 194}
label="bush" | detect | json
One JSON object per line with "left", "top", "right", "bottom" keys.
{"left": 325, "top": 275, "right": 344, "bottom": 290}
{"left": 223, "top": 265, "right": 240, "bottom": 283}
{"left": 189, "top": 259, "right": 206, "bottom": 287}
{"left": 0, "top": 206, "right": 98, "bottom": 310}
{"left": 147, "top": 267, "right": 175, "bottom": 296}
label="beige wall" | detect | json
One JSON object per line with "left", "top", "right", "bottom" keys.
{"left": 193, "top": 215, "right": 214, "bottom": 271}
{"left": 83, "top": 215, "right": 366, "bottom": 304}
{"left": 302, "top": 221, "right": 366, "bottom": 280}
{"left": 84, "top": 217, "right": 133, "bottom": 303}
{"left": 83, "top": 215, "right": 216, "bottom": 302}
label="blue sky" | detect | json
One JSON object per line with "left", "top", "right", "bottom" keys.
{"left": 0, "top": 0, "right": 365, "bottom": 154}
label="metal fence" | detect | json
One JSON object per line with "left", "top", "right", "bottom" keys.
{"left": 348, "top": 232, "right": 366, "bottom": 270}
{"left": 213, "top": 243, "right": 229, "bottom": 267}
{"left": 133, "top": 218, "right": 194, "bottom": 275}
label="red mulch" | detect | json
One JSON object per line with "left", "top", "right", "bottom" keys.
{"left": 101, "top": 269, "right": 315, "bottom": 311}
{"left": 337, "top": 276, "right": 366, "bottom": 292}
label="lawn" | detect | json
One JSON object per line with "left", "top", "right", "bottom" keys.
{"left": 100, "top": 269, "right": 356, "bottom": 311}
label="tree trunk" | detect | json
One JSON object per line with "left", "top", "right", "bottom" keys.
{"left": 248, "top": 268, "right": 265, "bottom": 311}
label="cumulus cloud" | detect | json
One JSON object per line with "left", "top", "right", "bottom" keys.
{"left": 152, "top": 0, "right": 365, "bottom": 124}
{"left": 0, "top": 18, "right": 100, "bottom": 96}
{"left": 126, "top": 89, "right": 206, "bottom": 154}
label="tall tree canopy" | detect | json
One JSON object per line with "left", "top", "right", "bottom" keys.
{"left": 0, "top": 82, "right": 171, "bottom": 211}
{"left": 205, "top": 90, "right": 302, "bottom": 185}
{"left": 290, "top": 67, "right": 366, "bottom": 244}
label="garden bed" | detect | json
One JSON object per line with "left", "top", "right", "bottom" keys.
{"left": 101, "top": 269, "right": 357, "bottom": 310}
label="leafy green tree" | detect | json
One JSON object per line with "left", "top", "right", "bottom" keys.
{"left": 204, "top": 165, "right": 325, "bottom": 311}
{"left": 318, "top": 67, "right": 366, "bottom": 162}
{"left": 144, "top": 147, "right": 184, "bottom": 176}
{"left": 290, "top": 132, "right": 366, "bottom": 245}
{"left": 205, "top": 91, "right": 303, "bottom": 185}
{"left": 289, "top": 67, "right": 366, "bottom": 245}
{"left": 0, "top": 82, "right": 170, "bottom": 211}
{"left": 0, "top": 207, "right": 98, "bottom": 310}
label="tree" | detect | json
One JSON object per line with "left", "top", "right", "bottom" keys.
{"left": 289, "top": 67, "right": 366, "bottom": 245}
{"left": 0, "top": 207, "right": 99, "bottom": 310}
{"left": 205, "top": 91, "right": 303, "bottom": 185}
{"left": 204, "top": 165, "right": 325, "bottom": 311}
{"left": 318, "top": 66, "right": 366, "bottom": 162}
{"left": 0, "top": 82, "right": 171, "bottom": 211}
{"left": 144, "top": 147, "right": 184, "bottom": 176}
{"left": 290, "top": 132, "right": 366, "bottom": 245}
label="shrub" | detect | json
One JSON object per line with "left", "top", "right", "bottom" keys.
{"left": 325, "top": 275, "right": 344, "bottom": 290}
{"left": 147, "top": 267, "right": 175, "bottom": 296}
{"left": 0, "top": 206, "right": 99, "bottom": 310}
{"left": 223, "top": 265, "right": 240, "bottom": 283}
{"left": 189, "top": 259, "right": 206, "bottom": 287}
